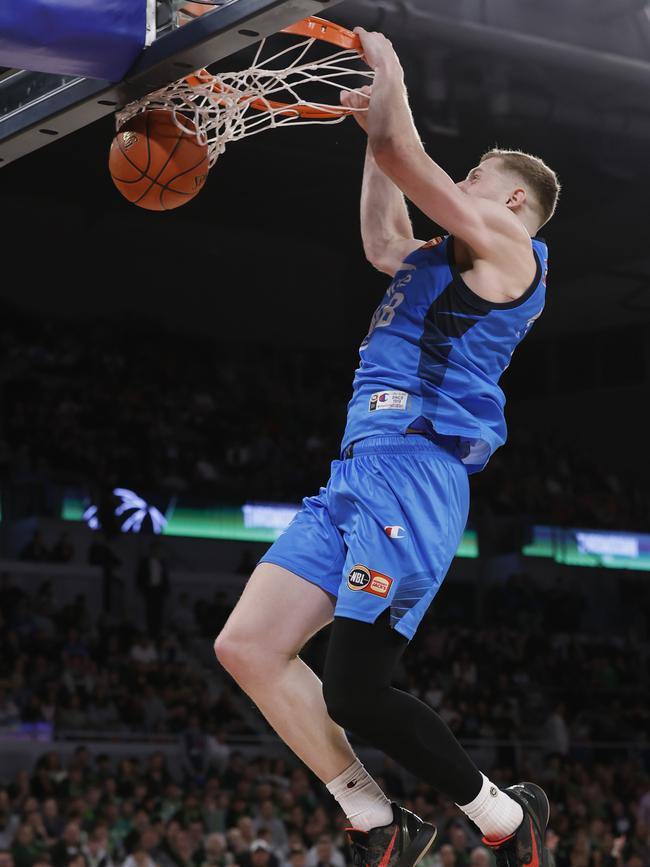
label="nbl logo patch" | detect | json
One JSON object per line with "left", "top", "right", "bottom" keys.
{"left": 346, "top": 565, "right": 393, "bottom": 598}
{"left": 347, "top": 565, "right": 371, "bottom": 591}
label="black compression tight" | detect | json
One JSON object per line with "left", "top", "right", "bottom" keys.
{"left": 322, "top": 611, "right": 483, "bottom": 805}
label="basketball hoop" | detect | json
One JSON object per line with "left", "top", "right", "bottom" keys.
{"left": 116, "top": 16, "right": 373, "bottom": 168}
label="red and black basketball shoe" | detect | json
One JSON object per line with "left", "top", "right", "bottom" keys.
{"left": 347, "top": 803, "right": 437, "bottom": 867}
{"left": 482, "top": 782, "right": 554, "bottom": 867}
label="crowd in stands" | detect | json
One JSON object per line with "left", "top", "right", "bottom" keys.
{"left": 0, "top": 577, "right": 247, "bottom": 739}
{"left": 0, "top": 737, "right": 649, "bottom": 867}
{"left": 1, "top": 571, "right": 648, "bottom": 749}
{"left": 1, "top": 309, "right": 650, "bottom": 530}
{"left": 1, "top": 567, "right": 649, "bottom": 867}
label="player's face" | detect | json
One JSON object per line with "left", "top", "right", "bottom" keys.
{"left": 457, "top": 158, "right": 517, "bottom": 205}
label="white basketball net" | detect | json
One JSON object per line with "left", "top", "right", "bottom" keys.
{"left": 116, "top": 28, "right": 373, "bottom": 168}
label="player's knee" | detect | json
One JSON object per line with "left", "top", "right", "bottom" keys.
{"left": 322, "top": 676, "right": 370, "bottom": 731}
{"left": 213, "top": 631, "right": 253, "bottom": 683}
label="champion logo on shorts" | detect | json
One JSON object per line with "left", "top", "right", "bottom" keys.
{"left": 346, "top": 565, "right": 393, "bottom": 598}
{"left": 384, "top": 525, "right": 406, "bottom": 539}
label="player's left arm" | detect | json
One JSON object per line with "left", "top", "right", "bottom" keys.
{"left": 356, "top": 28, "right": 518, "bottom": 258}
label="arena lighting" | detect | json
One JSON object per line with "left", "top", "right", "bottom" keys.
{"left": 576, "top": 531, "right": 639, "bottom": 559}
{"left": 61, "top": 495, "right": 650, "bottom": 569}
{"left": 523, "top": 526, "right": 650, "bottom": 571}
{"left": 82, "top": 488, "right": 167, "bottom": 534}
{"left": 242, "top": 502, "right": 300, "bottom": 530}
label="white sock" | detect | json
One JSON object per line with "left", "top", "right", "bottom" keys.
{"left": 457, "top": 774, "right": 524, "bottom": 841}
{"left": 326, "top": 759, "right": 394, "bottom": 832}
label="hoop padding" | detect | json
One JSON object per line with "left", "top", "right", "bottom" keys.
{"left": 116, "top": 16, "right": 373, "bottom": 169}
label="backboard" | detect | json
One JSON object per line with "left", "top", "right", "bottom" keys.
{"left": 0, "top": 0, "right": 345, "bottom": 168}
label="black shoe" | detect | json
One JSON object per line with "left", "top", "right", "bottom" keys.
{"left": 482, "top": 782, "right": 554, "bottom": 867}
{"left": 347, "top": 803, "right": 437, "bottom": 867}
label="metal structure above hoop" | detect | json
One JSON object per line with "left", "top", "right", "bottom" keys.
{"left": 0, "top": 0, "right": 346, "bottom": 168}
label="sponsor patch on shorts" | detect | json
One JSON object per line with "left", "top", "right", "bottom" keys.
{"left": 368, "top": 390, "right": 409, "bottom": 412}
{"left": 367, "top": 570, "right": 393, "bottom": 597}
{"left": 346, "top": 564, "right": 393, "bottom": 598}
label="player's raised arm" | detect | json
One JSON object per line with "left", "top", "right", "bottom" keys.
{"left": 354, "top": 29, "right": 525, "bottom": 259}
{"left": 341, "top": 86, "right": 424, "bottom": 277}
{"left": 360, "top": 145, "right": 425, "bottom": 277}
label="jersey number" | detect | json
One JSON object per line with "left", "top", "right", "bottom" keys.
{"left": 360, "top": 274, "right": 411, "bottom": 351}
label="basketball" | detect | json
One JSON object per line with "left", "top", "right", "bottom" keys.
{"left": 108, "top": 110, "right": 209, "bottom": 211}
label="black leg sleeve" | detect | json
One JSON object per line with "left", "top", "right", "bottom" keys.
{"left": 322, "top": 611, "right": 483, "bottom": 806}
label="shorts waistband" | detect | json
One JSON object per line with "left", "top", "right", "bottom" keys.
{"left": 342, "top": 432, "right": 459, "bottom": 461}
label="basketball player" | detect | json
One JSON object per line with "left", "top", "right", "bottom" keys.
{"left": 215, "top": 27, "right": 559, "bottom": 867}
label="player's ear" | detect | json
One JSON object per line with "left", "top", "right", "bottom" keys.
{"left": 505, "top": 187, "right": 526, "bottom": 209}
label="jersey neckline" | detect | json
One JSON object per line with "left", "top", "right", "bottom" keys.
{"left": 446, "top": 235, "right": 544, "bottom": 311}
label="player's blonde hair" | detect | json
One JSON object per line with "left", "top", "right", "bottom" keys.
{"left": 480, "top": 148, "right": 560, "bottom": 229}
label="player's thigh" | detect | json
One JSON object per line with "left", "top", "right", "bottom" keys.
{"left": 215, "top": 562, "right": 336, "bottom": 663}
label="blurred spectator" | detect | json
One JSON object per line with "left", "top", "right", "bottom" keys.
{"left": 50, "top": 822, "right": 82, "bottom": 867}
{"left": 638, "top": 788, "right": 650, "bottom": 831}
{"left": 305, "top": 836, "right": 343, "bottom": 867}
{"left": 0, "top": 690, "right": 20, "bottom": 728}
{"left": 430, "top": 845, "right": 456, "bottom": 867}
{"left": 122, "top": 846, "right": 155, "bottom": 867}
{"left": 82, "top": 828, "right": 114, "bottom": 867}
{"left": 237, "top": 841, "right": 279, "bottom": 867}
{"left": 183, "top": 716, "right": 209, "bottom": 781}
{"left": 201, "top": 834, "right": 228, "bottom": 867}
{"left": 542, "top": 703, "right": 570, "bottom": 757}
{"left": 87, "top": 533, "right": 122, "bottom": 614}
{"left": 130, "top": 636, "right": 159, "bottom": 667}
{"left": 136, "top": 543, "right": 170, "bottom": 638}
{"left": 282, "top": 848, "right": 306, "bottom": 867}
{"left": 206, "top": 728, "right": 231, "bottom": 777}
{"left": 51, "top": 534, "right": 75, "bottom": 564}
{"left": 168, "top": 595, "right": 196, "bottom": 639}
{"left": 0, "top": 809, "right": 19, "bottom": 850}
{"left": 468, "top": 850, "right": 490, "bottom": 867}
{"left": 446, "top": 825, "right": 471, "bottom": 867}
{"left": 251, "top": 803, "right": 287, "bottom": 854}
{"left": 11, "top": 825, "right": 44, "bottom": 867}
{"left": 19, "top": 532, "right": 50, "bottom": 563}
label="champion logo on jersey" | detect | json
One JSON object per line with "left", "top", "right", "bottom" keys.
{"left": 384, "top": 525, "right": 406, "bottom": 539}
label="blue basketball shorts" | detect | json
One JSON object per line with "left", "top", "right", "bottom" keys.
{"left": 258, "top": 434, "right": 470, "bottom": 640}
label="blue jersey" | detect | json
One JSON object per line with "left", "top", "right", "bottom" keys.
{"left": 341, "top": 234, "right": 548, "bottom": 473}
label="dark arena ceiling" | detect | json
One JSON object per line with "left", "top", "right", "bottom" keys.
{"left": 1, "top": 0, "right": 650, "bottom": 344}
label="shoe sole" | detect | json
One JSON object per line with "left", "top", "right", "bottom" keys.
{"left": 395, "top": 824, "right": 437, "bottom": 867}
{"left": 521, "top": 782, "right": 554, "bottom": 867}
{"left": 522, "top": 781, "right": 550, "bottom": 829}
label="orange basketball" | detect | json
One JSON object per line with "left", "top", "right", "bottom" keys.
{"left": 109, "top": 110, "right": 209, "bottom": 210}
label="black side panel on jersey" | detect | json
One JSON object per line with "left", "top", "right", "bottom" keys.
{"left": 417, "top": 277, "right": 487, "bottom": 389}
